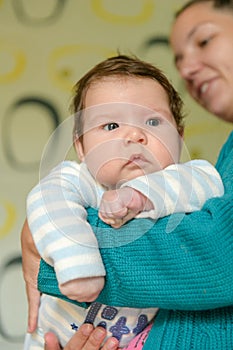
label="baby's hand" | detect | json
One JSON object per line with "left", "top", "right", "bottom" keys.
{"left": 59, "top": 276, "right": 104, "bottom": 302}
{"left": 99, "top": 187, "right": 153, "bottom": 228}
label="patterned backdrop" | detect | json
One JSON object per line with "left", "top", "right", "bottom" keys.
{"left": 0, "top": 1, "right": 232, "bottom": 348}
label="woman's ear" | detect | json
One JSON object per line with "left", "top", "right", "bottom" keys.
{"left": 74, "top": 139, "right": 85, "bottom": 162}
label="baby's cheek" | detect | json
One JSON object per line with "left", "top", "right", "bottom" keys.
{"left": 159, "top": 130, "right": 182, "bottom": 165}
{"left": 94, "top": 161, "right": 121, "bottom": 188}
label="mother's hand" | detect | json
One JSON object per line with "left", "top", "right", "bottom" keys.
{"left": 21, "top": 219, "right": 41, "bottom": 332}
{"left": 44, "top": 324, "right": 119, "bottom": 350}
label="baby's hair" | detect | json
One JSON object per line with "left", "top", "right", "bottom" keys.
{"left": 71, "top": 54, "right": 185, "bottom": 142}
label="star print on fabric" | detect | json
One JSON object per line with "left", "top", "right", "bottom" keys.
{"left": 70, "top": 323, "right": 78, "bottom": 331}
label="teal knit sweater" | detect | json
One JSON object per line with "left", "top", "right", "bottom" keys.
{"left": 38, "top": 131, "right": 233, "bottom": 349}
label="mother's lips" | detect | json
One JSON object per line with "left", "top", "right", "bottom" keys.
{"left": 197, "top": 77, "right": 217, "bottom": 98}
{"left": 200, "top": 82, "right": 209, "bottom": 95}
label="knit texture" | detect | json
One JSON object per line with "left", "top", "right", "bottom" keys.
{"left": 38, "top": 131, "right": 233, "bottom": 349}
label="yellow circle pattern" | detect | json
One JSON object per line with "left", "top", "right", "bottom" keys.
{"left": 91, "top": 0, "right": 154, "bottom": 25}
{"left": 0, "top": 47, "right": 26, "bottom": 83}
{"left": 0, "top": 201, "right": 17, "bottom": 238}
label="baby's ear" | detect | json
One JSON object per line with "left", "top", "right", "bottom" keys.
{"left": 74, "top": 139, "right": 85, "bottom": 162}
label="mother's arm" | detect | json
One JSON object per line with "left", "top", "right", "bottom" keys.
{"left": 21, "top": 220, "right": 41, "bottom": 332}
{"left": 97, "top": 195, "right": 233, "bottom": 310}
{"left": 95, "top": 133, "right": 233, "bottom": 310}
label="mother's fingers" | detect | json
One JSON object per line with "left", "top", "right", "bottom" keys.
{"left": 100, "top": 336, "right": 119, "bottom": 350}
{"left": 67, "top": 324, "right": 100, "bottom": 350}
{"left": 65, "top": 324, "right": 109, "bottom": 350}
{"left": 44, "top": 332, "right": 62, "bottom": 350}
{"left": 26, "top": 283, "right": 41, "bottom": 332}
{"left": 44, "top": 325, "right": 119, "bottom": 350}
{"left": 21, "top": 219, "right": 41, "bottom": 332}
{"left": 64, "top": 325, "right": 119, "bottom": 350}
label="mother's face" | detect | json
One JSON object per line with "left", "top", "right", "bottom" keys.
{"left": 170, "top": 2, "right": 233, "bottom": 123}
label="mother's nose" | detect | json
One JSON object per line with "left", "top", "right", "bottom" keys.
{"left": 178, "top": 54, "right": 202, "bottom": 80}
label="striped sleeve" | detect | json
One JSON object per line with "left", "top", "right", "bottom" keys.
{"left": 27, "top": 161, "right": 106, "bottom": 284}
{"left": 122, "top": 160, "right": 224, "bottom": 219}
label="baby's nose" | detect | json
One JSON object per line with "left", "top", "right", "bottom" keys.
{"left": 124, "top": 126, "right": 147, "bottom": 144}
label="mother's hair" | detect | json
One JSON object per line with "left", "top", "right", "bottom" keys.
{"left": 175, "top": 0, "right": 233, "bottom": 17}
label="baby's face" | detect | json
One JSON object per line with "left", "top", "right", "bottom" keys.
{"left": 75, "top": 77, "right": 182, "bottom": 189}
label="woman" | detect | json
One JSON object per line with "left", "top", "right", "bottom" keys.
{"left": 22, "top": 1, "right": 233, "bottom": 349}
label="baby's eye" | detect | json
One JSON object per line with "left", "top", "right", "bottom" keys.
{"left": 146, "top": 118, "right": 160, "bottom": 127}
{"left": 103, "top": 122, "right": 119, "bottom": 131}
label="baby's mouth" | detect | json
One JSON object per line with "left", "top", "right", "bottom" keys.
{"left": 126, "top": 154, "right": 149, "bottom": 166}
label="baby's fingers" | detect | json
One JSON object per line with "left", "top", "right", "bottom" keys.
{"left": 99, "top": 210, "right": 137, "bottom": 228}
